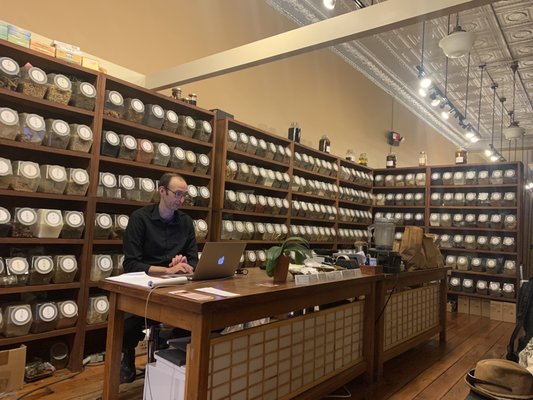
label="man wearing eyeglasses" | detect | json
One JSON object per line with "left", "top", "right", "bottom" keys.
{"left": 120, "top": 172, "right": 198, "bottom": 383}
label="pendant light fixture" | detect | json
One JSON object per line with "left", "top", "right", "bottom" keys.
{"left": 485, "top": 82, "right": 498, "bottom": 158}
{"left": 469, "top": 63, "right": 485, "bottom": 144}
{"left": 462, "top": 53, "right": 472, "bottom": 131}
{"left": 439, "top": 12, "right": 475, "bottom": 58}
{"left": 323, "top": 0, "right": 336, "bottom": 10}
{"left": 503, "top": 62, "right": 525, "bottom": 139}
{"left": 417, "top": 20, "right": 432, "bottom": 94}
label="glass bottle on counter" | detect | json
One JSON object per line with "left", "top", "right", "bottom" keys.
{"left": 418, "top": 151, "right": 428, "bottom": 167}
{"left": 0, "top": 107, "right": 20, "bottom": 140}
{"left": 319, "top": 135, "right": 331, "bottom": 153}
{"left": 52, "top": 255, "right": 78, "bottom": 283}
{"left": 3, "top": 304, "right": 32, "bottom": 337}
{"left": 61, "top": 211, "right": 85, "bottom": 239}
{"left": 386, "top": 151, "right": 397, "bottom": 168}
{"left": 18, "top": 65, "right": 47, "bottom": 98}
{"left": 288, "top": 122, "right": 301, "bottom": 142}
{"left": 0, "top": 56, "right": 20, "bottom": 91}
{"left": 65, "top": 168, "right": 89, "bottom": 196}
{"left": 455, "top": 147, "right": 467, "bottom": 164}
{"left": 45, "top": 73, "right": 72, "bottom": 105}
{"left": 69, "top": 81, "right": 96, "bottom": 111}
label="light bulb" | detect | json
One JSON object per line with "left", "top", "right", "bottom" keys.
{"left": 469, "top": 136, "right": 480, "bottom": 143}
{"left": 420, "top": 77, "right": 432, "bottom": 89}
{"left": 419, "top": 88, "right": 428, "bottom": 97}
{"left": 323, "top": 0, "right": 336, "bottom": 10}
{"left": 441, "top": 110, "right": 449, "bottom": 120}
{"left": 490, "top": 155, "right": 499, "bottom": 162}
{"left": 465, "top": 131, "right": 475, "bottom": 139}
{"left": 484, "top": 149, "right": 493, "bottom": 157}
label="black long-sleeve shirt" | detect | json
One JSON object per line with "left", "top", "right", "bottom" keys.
{"left": 123, "top": 204, "right": 198, "bottom": 274}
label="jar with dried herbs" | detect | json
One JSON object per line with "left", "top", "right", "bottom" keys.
{"left": 142, "top": 104, "right": 164, "bottom": 129}
{"left": 0, "top": 157, "right": 13, "bottom": 190}
{"left": 177, "top": 115, "right": 196, "bottom": 137}
{"left": 97, "top": 172, "right": 118, "bottom": 199}
{"left": 470, "top": 258, "right": 484, "bottom": 272}
{"left": 465, "top": 214, "right": 476, "bottom": 227}
{"left": 253, "top": 223, "right": 265, "bottom": 240}
{"left": 87, "top": 296, "right": 109, "bottom": 324}
{"left": 37, "top": 164, "right": 67, "bottom": 194}
{"left": 18, "top": 65, "right": 47, "bottom": 98}
{"left": 100, "top": 130, "right": 120, "bottom": 157}
{"left": 69, "top": 81, "right": 96, "bottom": 111}
{"left": 504, "top": 260, "right": 516, "bottom": 276}
{"left": 30, "top": 302, "right": 58, "bottom": 333}
{"left": 42, "top": 119, "right": 70, "bottom": 149}
{"left": 504, "top": 214, "right": 517, "bottom": 230}
{"left": 502, "top": 237, "right": 516, "bottom": 253}
{"left": 3, "top": 304, "right": 32, "bottom": 337}
{"left": 94, "top": 213, "right": 113, "bottom": 239}
{"left": 244, "top": 251, "right": 257, "bottom": 268}
{"left": 235, "top": 192, "right": 248, "bottom": 211}
{"left": 182, "top": 151, "right": 196, "bottom": 171}
{"left": 0, "top": 207, "right": 11, "bottom": 237}
{"left": 151, "top": 142, "right": 171, "bottom": 166}
{"left": 45, "top": 74, "right": 72, "bottom": 105}
{"left": 18, "top": 113, "right": 45, "bottom": 144}
{"left": 112, "top": 214, "right": 129, "bottom": 239}
{"left": 65, "top": 168, "right": 89, "bottom": 196}
{"left": 196, "top": 186, "right": 210, "bottom": 207}
{"left": 182, "top": 185, "right": 197, "bottom": 206}
{"left": 116, "top": 134, "right": 137, "bottom": 160}
{"left": 221, "top": 220, "right": 234, "bottom": 240}
{"left": 0, "top": 57, "right": 20, "bottom": 91}
{"left": 0, "top": 107, "right": 20, "bottom": 140}
{"left": 504, "top": 169, "right": 517, "bottom": 184}
{"left": 194, "top": 219, "right": 208, "bottom": 240}
{"left": 263, "top": 223, "right": 275, "bottom": 241}
{"left": 226, "top": 160, "right": 238, "bottom": 180}
{"left": 135, "top": 138, "right": 154, "bottom": 164}
{"left": 194, "top": 153, "right": 210, "bottom": 174}
{"left": 10, "top": 207, "right": 37, "bottom": 238}
{"left": 51, "top": 255, "right": 77, "bottom": 283}
{"left": 226, "top": 129, "right": 238, "bottom": 150}
{"left": 67, "top": 124, "right": 93, "bottom": 153}
{"left": 111, "top": 254, "right": 124, "bottom": 276}
{"left": 90, "top": 255, "right": 113, "bottom": 281}
{"left": 193, "top": 120, "right": 213, "bottom": 142}
{"left": 224, "top": 190, "right": 237, "bottom": 210}
{"left": 123, "top": 98, "right": 145, "bottom": 123}
{"left": 137, "top": 178, "right": 156, "bottom": 203}
{"left": 0, "top": 258, "right": 16, "bottom": 287}
{"left": 33, "top": 209, "right": 63, "bottom": 238}
{"left": 104, "top": 90, "right": 125, "bottom": 118}
{"left": 56, "top": 301, "right": 78, "bottom": 329}
{"left": 6, "top": 257, "right": 29, "bottom": 285}
{"left": 60, "top": 211, "right": 85, "bottom": 239}
{"left": 11, "top": 160, "right": 40, "bottom": 192}
{"left": 162, "top": 110, "right": 179, "bottom": 133}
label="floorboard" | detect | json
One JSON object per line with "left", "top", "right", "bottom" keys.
{"left": 4, "top": 313, "right": 515, "bottom": 400}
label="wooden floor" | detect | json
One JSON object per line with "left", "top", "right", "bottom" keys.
{"left": 5, "top": 313, "right": 513, "bottom": 400}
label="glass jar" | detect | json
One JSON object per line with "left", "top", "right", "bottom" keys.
{"left": 431, "top": 172, "right": 442, "bottom": 186}
{"left": 60, "top": 211, "right": 85, "bottom": 239}
{"left": 429, "top": 213, "right": 440, "bottom": 227}
{"left": 0, "top": 57, "right": 20, "bottom": 91}
{"left": 193, "top": 120, "right": 212, "bottom": 142}
{"left": 111, "top": 214, "right": 129, "bottom": 239}
{"left": 457, "top": 256, "right": 469, "bottom": 271}
{"left": 152, "top": 142, "right": 171, "bottom": 166}
{"left": 264, "top": 223, "right": 275, "bottom": 241}
{"left": 169, "top": 147, "right": 187, "bottom": 169}
{"left": 18, "top": 65, "right": 47, "bottom": 98}
{"left": 117, "top": 134, "right": 137, "bottom": 160}
{"left": 195, "top": 154, "right": 210, "bottom": 174}
{"left": 477, "top": 170, "right": 489, "bottom": 185}
{"left": 415, "top": 173, "right": 426, "bottom": 186}
{"left": 233, "top": 221, "right": 245, "bottom": 240}
{"left": 504, "top": 169, "right": 517, "bottom": 184}
{"left": 244, "top": 251, "right": 257, "bottom": 268}
{"left": 227, "top": 129, "right": 238, "bottom": 150}
{"left": 97, "top": 172, "right": 118, "bottom": 199}
{"left": 137, "top": 178, "right": 156, "bottom": 203}
{"left": 243, "top": 222, "right": 254, "bottom": 241}
{"left": 453, "top": 172, "right": 465, "bottom": 186}
{"left": 135, "top": 139, "right": 154, "bottom": 164}
{"left": 414, "top": 193, "right": 424, "bottom": 206}
{"left": 194, "top": 219, "right": 208, "bottom": 240}
{"left": 0, "top": 207, "right": 11, "bottom": 237}
{"left": 489, "top": 214, "right": 503, "bottom": 229}
{"left": 445, "top": 255, "right": 457, "bottom": 269}
{"left": 18, "top": 113, "right": 45, "bottom": 144}
{"left": 221, "top": 220, "right": 234, "bottom": 240}
{"left": 490, "top": 170, "right": 504, "bottom": 185}
{"left": 90, "top": 254, "right": 113, "bottom": 282}
{"left": 93, "top": 213, "right": 113, "bottom": 240}
{"left": 142, "top": 104, "right": 164, "bottom": 129}
{"left": 52, "top": 255, "right": 77, "bottom": 283}
{"left": 38, "top": 164, "right": 67, "bottom": 194}
{"left": 33, "top": 209, "right": 63, "bottom": 238}
{"left": 465, "top": 214, "right": 476, "bottom": 227}
{"left": 465, "top": 192, "right": 477, "bottom": 206}
{"left": 99, "top": 131, "right": 119, "bottom": 158}
{"left": 386, "top": 152, "right": 396, "bottom": 168}
{"left": 56, "top": 301, "right": 78, "bottom": 329}
{"left": 244, "top": 193, "right": 256, "bottom": 212}
{"left": 464, "top": 235, "right": 476, "bottom": 250}
{"left": 177, "top": 115, "right": 196, "bottom": 137}
{"left": 67, "top": 124, "right": 93, "bottom": 153}
{"left": 455, "top": 148, "right": 467, "bottom": 164}
{"left": 504, "top": 214, "right": 517, "bottom": 230}
{"left": 0, "top": 258, "right": 17, "bottom": 287}
{"left": 453, "top": 193, "right": 465, "bottom": 206}
{"left": 471, "top": 258, "right": 484, "bottom": 272}
{"left": 111, "top": 254, "right": 124, "bottom": 276}
{"left": 439, "top": 234, "right": 452, "bottom": 248}
{"left": 441, "top": 213, "right": 452, "bottom": 227}
{"left": 182, "top": 185, "right": 197, "bottom": 206}
{"left": 65, "top": 168, "right": 89, "bottom": 196}
{"left": 184, "top": 151, "right": 197, "bottom": 172}
{"left": 503, "top": 192, "right": 516, "bottom": 207}
{"left": 442, "top": 172, "right": 453, "bottom": 186}
{"left": 87, "top": 296, "right": 109, "bottom": 324}
{"left": 69, "top": 81, "right": 96, "bottom": 111}
{"left": 30, "top": 302, "right": 58, "bottom": 333}
{"left": 6, "top": 257, "right": 29, "bottom": 285}
{"left": 465, "top": 171, "right": 477, "bottom": 185}
{"left": 441, "top": 193, "right": 453, "bottom": 206}
{"left": 123, "top": 98, "right": 145, "bottom": 124}
{"left": 253, "top": 223, "right": 266, "bottom": 240}
{"left": 235, "top": 192, "right": 248, "bottom": 211}
{"left": 224, "top": 190, "right": 237, "bottom": 210}
{"left": 225, "top": 160, "right": 238, "bottom": 180}
{"left": 45, "top": 74, "right": 72, "bottom": 105}
{"left": 0, "top": 107, "right": 20, "bottom": 140}
{"left": 453, "top": 234, "right": 464, "bottom": 248}
{"left": 502, "top": 237, "right": 516, "bottom": 253}
{"left": 10, "top": 161, "right": 40, "bottom": 192}
{"left": 452, "top": 214, "right": 464, "bottom": 227}
{"left": 2, "top": 304, "right": 32, "bottom": 337}
{"left": 319, "top": 135, "right": 331, "bottom": 153}
{"left": 104, "top": 90, "right": 125, "bottom": 118}
{"left": 504, "top": 260, "right": 517, "bottom": 276}
{"left": 248, "top": 165, "right": 260, "bottom": 184}
{"left": 12, "top": 207, "right": 38, "bottom": 237}
{"left": 430, "top": 193, "right": 441, "bottom": 206}
{"left": 161, "top": 109, "right": 179, "bottom": 133}
{"left": 49, "top": 341, "right": 69, "bottom": 370}
{"left": 43, "top": 119, "right": 70, "bottom": 149}
{"left": 395, "top": 175, "right": 405, "bottom": 187}
{"left": 489, "top": 236, "right": 502, "bottom": 251}
{"left": 233, "top": 132, "right": 248, "bottom": 153}
{"left": 462, "top": 279, "right": 475, "bottom": 293}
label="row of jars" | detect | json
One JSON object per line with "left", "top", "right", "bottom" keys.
{"left": 437, "top": 234, "right": 516, "bottom": 252}
{"left": 0, "top": 159, "right": 89, "bottom": 196}
{"left": 429, "top": 213, "right": 517, "bottom": 230}
{"left": 224, "top": 190, "right": 289, "bottom": 215}
{"left": 339, "top": 186, "right": 373, "bottom": 204}
{"left": 0, "top": 207, "right": 84, "bottom": 239}
{"left": 431, "top": 169, "right": 516, "bottom": 186}
{"left": 228, "top": 130, "right": 291, "bottom": 164}
{"left": 374, "top": 173, "right": 426, "bottom": 187}
{"left": 448, "top": 277, "right": 515, "bottom": 298}
{"left": 94, "top": 213, "right": 129, "bottom": 240}
{"left": 374, "top": 192, "right": 425, "bottom": 206}
{"left": 374, "top": 212, "right": 425, "bottom": 226}
{"left": 0, "top": 299, "right": 80, "bottom": 338}
{"left": 430, "top": 192, "right": 516, "bottom": 207}
{"left": 292, "top": 175, "right": 337, "bottom": 199}
{"left": 292, "top": 201, "right": 337, "bottom": 220}
{"left": 338, "top": 208, "right": 373, "bottom": 224}
{"left": 293, "top": 151, "right": 336, "bottom": 176}
{"left": 444, "top": 255, "right": 516, "bottom": 275}
{"left": 221, "top": 220, "right": 288, "bottom": 241}
{"left": 0, "top": 57, "right": 96, "bottom": 110}
{"left": 0, "top": 255, "right": 78, "bottom": 287}
{"left": 100, "top": 131, "right": 211, "bottom": 172}
{"left": 226, "top": 160, "right": 290, "bottom": 188}
{"left": 103, "top": 90, "right": 212, "bottom": 142}
{"left": 291, "top": 225, "right": 335, "bottom": 242}
{"left": 0, "top": 108, "right": 94, "bottom": 152}
{"left": 338, "top": 166, "right": 373, "bottom": 186}
{"left": 238, "top": 250, "right": 267, "bottom": 269}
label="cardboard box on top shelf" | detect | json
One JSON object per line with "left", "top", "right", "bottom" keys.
{"left": 55, "top": 48, "right": 82, "bottom": 65}
{"left": 0, "top": 345, "right": 26, "bottom": 392}
{"left": 52, "top": 40, "right": 80, "bottom": 54}
{"left": 82, "top": 56, "right": 99, "bottom": 71}
{"left": 469, "top": 298, "right": 481, "bottom": 316}
{"left": 0, "top": 21, "right": 8, "bottom": 41}
{"left": 481, "top": 299, "right": 491, "bottom": 318}
{"left": 30, "top": 33, "right": 55, "bottom": 57}
{"left": 7, "top": 34, "right": 29, "bottom": 48}
{"left": 8, "top": 25, "right": 31, "bottom": 39}
{"left": 490, "top": 301, "right": 503, "bottom": 321}
{"left": 502, "top": 302, "right": 516, "bottom": 323}
{"left": 457, "top": 296, "right": 469, "bottom": 314}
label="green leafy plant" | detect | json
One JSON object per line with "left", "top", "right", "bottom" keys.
{"left": 265, "top": 236, "right": 312, "bottom": 277}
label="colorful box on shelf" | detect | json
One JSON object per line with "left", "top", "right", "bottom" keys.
{"left": 7, "top": 34, "right": 29, "bottom": 48}
{"left": 7, "top": 24, "right": 31, "bottom": 39}
{"left": 55, "top": 48, "right": 82, "bottom": 65}
{"left": 0, "top": 21, "right": 8, "bottom": 40}
{"left": 30, "top": 40, "right": 55, "bottom": 57}
{"left": 52, "top": 39, "right": 80, "bottom": 53}
{"left": 82, "top": 56, "right": 99, "bottom": 71}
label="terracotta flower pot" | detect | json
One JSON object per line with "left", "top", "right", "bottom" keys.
{"left": 273, "top": 254, "right": 291, "bottom": 283}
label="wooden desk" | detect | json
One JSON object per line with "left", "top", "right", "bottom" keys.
{"left": 100, "top": 270, "right": 381, "bottom": 400}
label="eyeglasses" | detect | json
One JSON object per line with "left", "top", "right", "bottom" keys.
{"left": 165, "top": 187, "right": 188, "bottom": 198}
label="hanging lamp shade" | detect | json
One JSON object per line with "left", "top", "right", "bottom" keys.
{"left": 439, "top": 26, "right": 475, "bottom": 58}
{"left": 503, "top": 122, "right": 525, "bottom": 140}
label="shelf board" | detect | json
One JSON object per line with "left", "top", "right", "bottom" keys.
{"left": 338, "top": 179, "right": 373, "bottom": 190}
{"left": 293, "top": 166, "right": 337, "bottom": 183}
{"left": 448, "top": 270, "right": 517, "bottom": 279}
{"left": 441, "top": 248, "right": 517, "bottom": 256}
{"left": 373, "top": 205, "right": 426, "bottom": 209}
{"left": 293, "top": 143, "right": 338, "bottom": 163}
{"left": 428, "top": 226, "right": 517, "bottom": 233}
{"left": 93, "top": 239, "right": 123, "bottom": 245}
{"left": 336, "top": 221, "right": 370, "bottom": 227}
{"left": 0, "top": 282, "right": 80, "bottom": 294}
{"left": 0, "top": 138, "right": 92, "bottom": 159}
{"left": 0, "top": 238, "right": 84, "bottom": 244}
{"left": 221, "top": 209, "right": 288, "bottom": 219}
{"left": 373, "top": 186, "right": 426, "bottom": 190}
{"left": 431, "top": 184, "right": 517, "bottom": 189}
{"left": 102, "top": 115, "right": 213, "bottom": 149}
{"left": 218, "top": 240, "right": 282, "bottom": 245}
{"left": 225, "top": 179, "right": 289, "bottom": 194}
{"left": 86, "top": 322, "right": 108, "bottom": 331}
{"left": 0, "top": 327, "right": 77, "bottom": 347}
{"left": 447, "top": 291, "right": 516, "bottom": 303}
{"left": 337, "top": 200, "right": 372, "bottom": 208}
{"left": 308, "top": 241, "right": 336, "bottom": 245}
{"left": 0, "top": 189, "right": 88, "bottom": 202}
{"left": 291, "top": 191, "right": 336, "bottom": 203}
{"left": 95, "top": 198, "right": 210, "bottom": 212}
{"left": 227, "top": 148, "right": 289, "bottom": 169}
{"left": 373, "top": 166, "right": 427, "bottom": 173}
{"left": 429, "top": 205, "right": 517, "bottom": 210}
{"left": 290, "top": 216, "right": 335, "bottom": 223}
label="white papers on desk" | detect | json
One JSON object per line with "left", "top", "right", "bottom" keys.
{"left": 195, "top": 287, "right": 240, "bottom": 297}
{"left": 105, "top": 272, "right": 188, "bottom": 288}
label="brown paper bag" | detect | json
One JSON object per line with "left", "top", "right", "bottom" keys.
{"left": 422, "top": 235, "right": 444, "bottom": 269}
{"left": 399, "top": 226, "right": 425, "bottom": 271}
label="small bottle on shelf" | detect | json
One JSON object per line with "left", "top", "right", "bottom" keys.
{"left": 318, "top": 135, "right": 331, "bottom": 153}
{"left": 386, "top": 151, "right": 396, "bottom": 168}
{"left": 346, "top": 149, "right": 356, "bottom": 162}
{"left": 189, "top": 93, "right": 197, "bottom": 106}
{"left": 288, "top": 122, "right": 301, "bottom": 142}
{"left": 455, "top": 147, "right": 467, "bottom": 164}
{"left": 358, "top": 152, "right": 368, "bottom": 166}
{"left": 171, "top": 87, "right": 182, "bottom": 100}
{"left": 418, "top": 151, "right": 427, "bottom": 166}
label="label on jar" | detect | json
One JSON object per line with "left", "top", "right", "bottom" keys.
{"left": 226, "top": 190, "right": 237, "bottom": 202}
{"left": 466, "top": 171, "right": 476, "bottom": 179}
{"left": 453, "top": 235, "right": 463, "bottom": 243}
{"left": 0, "top": 159, "right": 9, "bottom": 175}
{"left": 141, "top": 179, "right": 155, "bottom": 192}
{"left": 244, "top": 221, "right": 254, "bottom": 233}
{"left": 21, "top": 162, "right": 39, "bottom": 179}
{"left": 59, "top": 257, "right": 77, "bottom": 272}
{"left": 455, "top": 156, "right": 464, "bottom": 163}
{"left": 54, "top": 74, "right": 71, "bottom": 91}
{"left": 235, "top": 221, "right": 245, "bottom": 232}
{"left": 0, "top": 108, "right": 18, "bottom": 125}
{"left": 0, "top": 57, "right": 18, "bottom": 74}
{"left": 247, "top": 251, "right": 257, "bottom": 262}
{"left": 463, "top": 279, "right": 473, "bottom": 288}
{"left": 27, "top": 114, "right": 45, "bottom": 131}
{"left": 158, "top": 142, "right": 170, "bottom": 156}
{"left": 453, "top": 214, "right": 463, "bottom": 221}
{"left": 478, "top": 171, "right": 489, "bottom": 179}
{"left": 491, "top": 193, "right": 502, "bottom": 201}
{"left": 505, "top": 169, "right": 516, "bottom": 178}
{"left": 228, "top": 130, "right": 238, "bottom": 142}
{"left": 184, "top": 116, "right": 195, "bottom": 129}
{"left": 102, "top": 173, "right": 116, "bottom": 188}
{"left": 503, "top": 237, "right": 514, "bottom": 246}
{"left": 505, "top": 261, "right": 516, "bottom": 270}
{"left": 97, "top": 256, "right": 113, "bottom": 271}
{"left": 256, "top": 223, "right": 265, "bottom": 233}
{"left": 478, "top": 215, "right": 488, "bottom": 222}
{"left": 477, "top": 281, "right": 487, "bottom": 289}
{"left": 238, "top": 132, "right": 249, "bottom": 144}
{"left": 491, "top": 215, "right": 502, "bottom": 222}
{"left": 415, "top": 193, "right": 424, "bottom": 200}
{"left": 185, "top": 151, "right": 196, "bottom": 163}
{"left": 131, "top": 98, "right": 144, "bottom": 112}
{"left": 66, "top": 212, "right": 83, "bottom": 227}
{"left": 117, "top": 215, "right": 129, "bottom": 229}
{"left": 285, "top": 148, "right": 292, "bottom": 159}
{"left": 60, "top": 301, "right": 78, "bottom": 317}
{"left": 80, "top": 82, "right": 96, "bottom": 97}
{"left": 141, "top": 140, "right": 153, "bottom": 153}
{"left": 9, "top": 258, "right": 28, "bottom": 274}
{"left": 97, "top": 214, "right": 112, "bottom": 229}
{"left": 73, "top": 169, "right": 89, "bottom": 185}
{"left": 465, "top": 235, "right": 475, "bottom": 243}
{"left": 492, "top": 170, "right": 503, "bottom": 178}
{"left": 12, "top": 306, "right": 31, "bottom": 326}
{"left": 95, "top": 298, "right": 109, "bottom": 313}
{"left": 198, "top": 154, "right": 210, "bottom": 167}
{"left": 441, "top": 234, "right": 450, "bottom": 242}
{"left": 264, "top": 223, "right": 274, "bottom": 234}
{"left": 109, "top": 91, "right": 123, "bottom": 106}
{"left": 237, "top": 192, "right": 247, "bottom": 204}
{"left": 386, "top": 160, "right": 394, "bottom": 167}
{"left": 49, "top": 166, "right": 66, "bottom": 182}
{"left": 29, "top": 67, "right": 47, "bottom": 84}
{"left": 466, "top": 214, "right": 475, "bottom": 222}
{"left": 478, "top": 236, "right": 488, "bottom": 244}
{"left": 188, "top": 185, "right": 198, "bottom": 197}
{"left": 487, "top": 260, "right": 497, "bottom": 268}
{"left": 39, "top": 304, "right": 58, "bottom": 322}
{"left": 166, "top": 110, "right": 178, "bottom": 123}
{"left": 45, "top": 210, "right": 62, "bottom": 226}
{"left": 152, "top": 105, "right": 164, "bottom": 118}
{"left": 17, "top": 208, "right": 37, "bottom": 225}
{"left": 506, "top": 215, "right": 516, "bottom": 223}
{"left": 77, "top": 125, "right": 93, "bottom": 140}
{"left": 174, "top": 147, "right": 186, "bottom": 160}
{"left": 224, "top": 220, "right": 234, "bottom": 232}
{"left": 257, "top": 195, "right": 267, "bottom": 206}
{"left": 248, "top": 193, "right": 256, "bottom": 205}
{"left": 472, "top": 258, "right": 481, "bottom": 266}
{"left": 275, "top": 198, "right": 283, "bottom": 209}
{"left": 123, "top": 135, "right": 136, "bottom": 149}
{"left": 0, "top": 207, "right": 10, "bottom": 224}
{"left": 490, "top": 237, "right": 501, "bottom": 245}
{"left": 51, "top": 120, "right": 70, "bottom": 136}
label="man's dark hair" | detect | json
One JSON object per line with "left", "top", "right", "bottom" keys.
{"left": 159, "top": 173, "right": 186, "bottom": 189}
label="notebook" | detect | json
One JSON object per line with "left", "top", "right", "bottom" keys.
{"left": 187, "top": 242, "right": 246, "bottom": 281}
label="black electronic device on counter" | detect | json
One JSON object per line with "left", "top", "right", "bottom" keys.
{"left": 369, "top": 248, "right": 402, "bottom": 273}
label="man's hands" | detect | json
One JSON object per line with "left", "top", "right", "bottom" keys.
{"left": 168, "top": 254, "right": 193, "bottom": 274}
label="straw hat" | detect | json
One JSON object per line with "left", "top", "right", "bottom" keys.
{"left": 465, "top": 359, "right": 533, "bottom": 399}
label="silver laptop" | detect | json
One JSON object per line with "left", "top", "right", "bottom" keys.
{"left": 187, "top": 242, "right": 246, "bottom": 281}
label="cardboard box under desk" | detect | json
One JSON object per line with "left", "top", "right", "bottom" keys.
{"left": 0, "top": 345, "right": 26, "bottom": 392}
{"left": 469, "top": 298, "right": 482, "bottom": 316}
{"left": 458, "top": 296, "right": 469, "bottom": 314}
{"left": 503, "top": 302, "right": 517, "bottom": 323}
{"left": 490, "top": 301, "right": 503, "bottom": 321}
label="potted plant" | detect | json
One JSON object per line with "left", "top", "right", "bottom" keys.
{"left": 266, "top": 237, "right": 312, "bottom": 283}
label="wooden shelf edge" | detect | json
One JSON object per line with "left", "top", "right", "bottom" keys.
{"left": 0, "top": 282, "right": 80, "bottom": 294}
{"left": 447, "top": 291, "right": 516, "bottom": 303}
{"left": 0, "top": 327, "right": 77, "bottom": 346}
{"left": 85, "top": 322, "right": 108, "bottom": 331}
{"left": 0, "top": 238, "right": 84, "bottom": 244}
{"left": 0, "top": 138, "right": 92, "bottom": 159}
{"left": 0, "top": 189, "right": 88, "bottom": 202}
